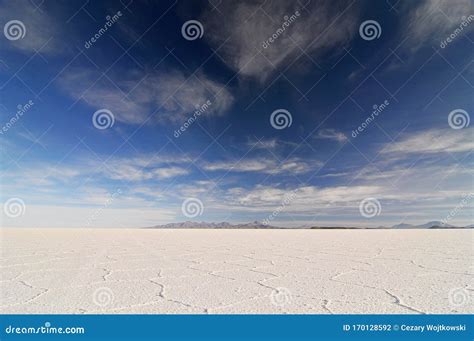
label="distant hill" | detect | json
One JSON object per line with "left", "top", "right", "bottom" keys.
{"left": 391, "top": 223, "right": 413, "bottom": 229}
{"left": 391, "top": 221, "right": 458, "bottom": 229}
{"left": 419, "top": 221, "right": 456, "bottom": 228}
{"left": 148, "top": 221, "right": 283, "bottom": 229}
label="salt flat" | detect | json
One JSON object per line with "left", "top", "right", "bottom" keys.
{"left": 1, "top": 228, "right": 472, "bottom": 314}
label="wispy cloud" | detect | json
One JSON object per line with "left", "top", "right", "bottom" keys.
{"left": 59, "top": 68, "right": 234, "bottom": 125}
{"left": 381, "top": 129, "right": 474, "bottom": 155}
{"left": 98, "top": 155, "right": 192, "bottom": 181}
{"left": 1, "top": 154, "right": 192, "bottom": 191}
{"left": 246, "top": 138, "right": 278, "bottom": 149}
{"left": 0, "top": 0, "right": 59, "bottom": 55}
{"left": 228, "top": 184, "right": 381, "bottom": 207}
{"left": 314, "top": 129, "right": 348, "bottom": 142}
{"left": 245, "top": 138, "right": 299, "bottom": 150}
{"left": 399, "top": 0, "right": 473, "bottom": 50}
{"left": 105, "top": 164, "right": 189, "bottom": 181}
{"left": 203, "top": 157, "right": 319, "bottom": 174}
{"left": 202, "top": 0, "right": 360, "bottom": 81}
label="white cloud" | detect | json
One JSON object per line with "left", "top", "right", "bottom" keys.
{"left": 152, "top": 167, "right": 189, "bottom": 179}
{"left": 400, "top": 0, "right": 473, "bottom": 49}
{"left": 246, "top": 138, "right": 278, "bottom": 149}
{"left": 228, "top": 185, "right": 382, "bottom": 208}
{"left": 316, "top": 171, "right": 350, "bottom": 178}
{"left": 3, "top": 156, "right": 472, "bottom": 227}
{"left": 2, "top": 128, "right": 472, "bottom": 227}
{"left": 381, "top": 129, "right": 474, "bottom": 155}
{"left": 202, "top": 0, "right": 360, "bottom": 81}
{"left": 1, "top": 154, "right": 191, "bottom": 193}
{"left": 139, "top": 71, "right": 234, "bottom": 123}
{"left": 314, "top": 129, "right": 348, "bottom": 142}
{"left": 99, "top": 155, "right": 191, "bottom": 181}
{"left": 105, "top": 164, "right": 189, "bottom": 181}
{"left": 203, "top": 157, "right": 317, "bottom": 174}
{"left": 1, "top": 164, "right": 83, "bottom": 190}
{"left": 245, "top": 137, "right": 298, "bottom": 150}
{"left": 59, "top": 68, "right": 234, "bottom": 125}
{"left": 0, "top": 0, "right": 59, "bottom": 54}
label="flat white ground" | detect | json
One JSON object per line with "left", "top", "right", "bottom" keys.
{"left": 1, "top": 229, "right": 472, "bottom": 314}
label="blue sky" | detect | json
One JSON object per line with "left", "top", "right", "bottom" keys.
{"left": 0, "top": 0, "right": 473, "bottom": 228}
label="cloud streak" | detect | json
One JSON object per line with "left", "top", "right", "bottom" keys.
{"left": 59, "top": 68, "right": 234, "bottom": 125}
{"left": 315, "top": 129, "right": 348, "bottom": 142}
{"left": 400, "top": 0, "right": 473, "bottom": 50}
{"left": 201, "top": 0, "right": 360, "bottom": 81}
{"left": 203, "top": 157, "right": 320, "bottom": 175}
{"left": 381, "top": 129, "right": 474, "bottom": 155}
{"left": 0, "top": 0, "right": 60, "bottom": 55}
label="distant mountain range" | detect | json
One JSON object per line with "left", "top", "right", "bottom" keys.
{"left": 391, "top": 220, "right": 468, "bottom": 229}
{"left": 147, "top": 220, "right": 473, "bottom": 229}
{"left": 148, "top": 221, "right": 279, "bottom": 229}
